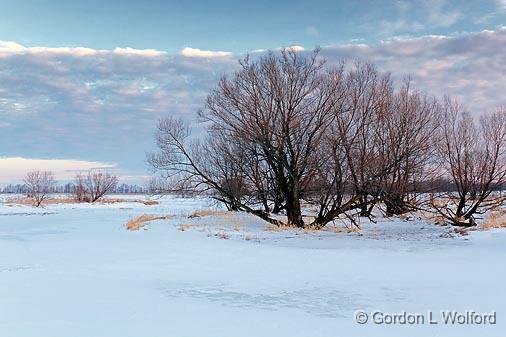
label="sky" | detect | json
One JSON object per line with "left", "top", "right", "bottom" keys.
{"left": 0, "top": 0, "right": 505, "bottom": 184}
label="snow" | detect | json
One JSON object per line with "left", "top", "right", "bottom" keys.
{"left": 0, "top": 194, "right": 505, "bottom": 337}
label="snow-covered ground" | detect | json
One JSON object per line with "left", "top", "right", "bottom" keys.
{"left": 0, "top": 194, "right": 505, "bottom": 337}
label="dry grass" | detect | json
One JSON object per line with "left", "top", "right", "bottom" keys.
{"left": 263, "top": 222, "right": 359, "bottom": 235}
{"left": 422, "top": 212, "right": 448, "bottom": 226}
{"left": 214, "top": 230, "right": 230, "bottom": 239}
{"left": 232, "top": 225, "right": 243, "bottom": 232}
{"left": 187, "top": 209, "right": 230, "bottom": 218}
{"left": 323, "top": 225, "right": 361, "bottom": 234}
{"left": 141, "top": 200, "right": 160, "bottom": 205}
{"left": 177, "top": 223, "right": 197, "bottom": 231}
{"left": 263, "top": 223, "right": 298, "bottom": 232}
{"left": 481, "top": 210, "right": 506, "bottom": 231}
{"left": 177, "top": 223, "right": 212, "bottom": 233}
{"left": 428, "top": 195, "right": 452, "bottom": 209}
{"left": 5, "top": 196, "right": 159, "bottom": 206}
{"left": 301, "top": 223, "right": 361, "bottom": 234}
{"left": 440, "top": 226, "right": 477, "bottom": 238}
{"left": 125, "top": 214, "right": 170, "bottom": 231}
{"left": 4, "top": 197, "right": 72, "bottom": 206}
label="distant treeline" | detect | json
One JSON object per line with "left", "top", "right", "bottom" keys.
{"left": 1, "top": 182, "right": 148, "bottom": 194}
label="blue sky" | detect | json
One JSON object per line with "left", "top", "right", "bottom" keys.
{"left": 0, "top": 0, "right": 505, "bottom": 184}
{"left": 1, "top": 0, "right": 504, "bottom": 51}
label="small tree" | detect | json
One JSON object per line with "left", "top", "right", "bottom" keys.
{"left": 23, "top": 170, "right": 55, "bottom": 207}
{"left": 434, "top": 102, "right": 506, "bottom": 226}
{"left": 73, "top": 170, "right": 118, "bottom": 203}
{"left": 85, "top": 170, "right": 118, "bottom": 202}
{"left": 73, "top": 173, "right": 89, "bottom": 202}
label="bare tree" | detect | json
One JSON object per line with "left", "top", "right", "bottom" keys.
{"left": 308, "top": 68, "right": 438, "bottom": 226}
{"left": 200, "top": 49, "right": 338, "bottom": 227}
{"left": 73, "top": 170, "right": 118, "bottom": 203}
{"left": 325, "top": 61, "right": 393, "bottom": 218}
{"left": 433, "top": 101, "right": 506, "bottom": 226}
{"left": 375, "top": 80, "right": 440, "bottom": 215}
{"left": 23, "top": 170, "right": 55, "bottom": 207}
{"left": 150, "top": 50, "right": 494, "bottom": 229}
{"left": 85, "top": 170, "right": 118, "bottom": 202}
{"left": 73, "top": 173, "right": 89, "bottom": 202}
{"left": 148, "top": 117, "right": 286, "bottom": 226}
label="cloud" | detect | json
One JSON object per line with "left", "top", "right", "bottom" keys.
{"left": 321, "top": 27, "right": 506, "bottom": 114}
{"left": 0, "top": 40, "right": 167, "bottom": 58}
{"left": 180, "top": 47, "right": 232, "bottom": 58}
{"left": 285, "top": 45, "right": 305, "bottom": 52}
{"left": 0, "top": 40, "right": 236, "bottom": 183}
{"left": 374, "top": 0, "right": 463, "bottom": 36}
{"left": 0, "top": 157, "right": 115, "bottom": 183}
{"left": 0, "top": 40, "right": 25, "bottom": 53}
{"left": 0, "top": 29, "right": 504, "bottom": 183}
{"left": 113, "top": 47, "right": 166, "bottom": 57}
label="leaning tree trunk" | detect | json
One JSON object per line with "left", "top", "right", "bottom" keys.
{"left": 384, "top": 193, "right": 409, "bottom": 216}
{"left": 359, "top": 196, "right": 375, "bottom": 217}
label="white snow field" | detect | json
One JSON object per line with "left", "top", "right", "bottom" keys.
{"left": 0, "top": 194, "right": 505, "bottom": 337}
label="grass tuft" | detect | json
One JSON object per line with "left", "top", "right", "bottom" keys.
{"left": 187, "top": 209, "right": 229, "bottom": 218}
{"left": 481, "top": 210, "right": 506, "bottom": 230}
{"left": 125, "top": 214, "right": 169, "bottom": 231}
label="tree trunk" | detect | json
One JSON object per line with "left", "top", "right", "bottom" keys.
{"left": 384, "top": 194, "right": 409, "bottom": 216}
{"left": 455, "top": 195, "right": 466, "bottom": 217}
{"left": 285, "top": 193, "right": 304, "bottom": 227}
{"left": 359, "top": 197, "right": 373, "bottom": 217}
{"left": 272, "top": 195, "right": 284, "bottom": 214}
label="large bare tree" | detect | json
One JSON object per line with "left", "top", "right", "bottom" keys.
{"left": 23, "top": 170, "right": 55, "bottom": 207}
{"left": 150, "top": 49, "right": 339, "bottom": 227}
{"left": 201, "top": 49, "right": 342, "bottom": 226}
{"left": 149, "top": 49, "right": 502, "bottom": 229}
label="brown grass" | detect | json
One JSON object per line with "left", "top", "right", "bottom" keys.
{"left": 481, "top": 210, "right": 506, "bottom": 231}
{"left": 417, "top": 209, "right": 448, "bottom": 226}
{"left": 263, "top": 224, "right": 298, "bottom": 232}
{"left": 177, "top": 223, "right": 196, "bottom": 231}
{"left": 323, "top": 225, "right": 361, "bottom": 234}
{"left": 263, "top": 222, "right": 359, "bottom": 234}
{"left": 177, "top": 223, "right": 212, "bottom": 232}
{"left": 428, "top": 195, "right": 452, "bottom": 209}
{"left": 141, "top": 200, "right": 160, "bottom": 205}
{"left": 214, "top": 230, "right": 230, "bottom": 239}
{"left": 187, "top": 209, "right": 230, "bottom": 218}
{"left": 5, "top": 197, "right": 159, "bottom": 206}
{"left": 125, "top": 214, "right": 170, "bottom": 231}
